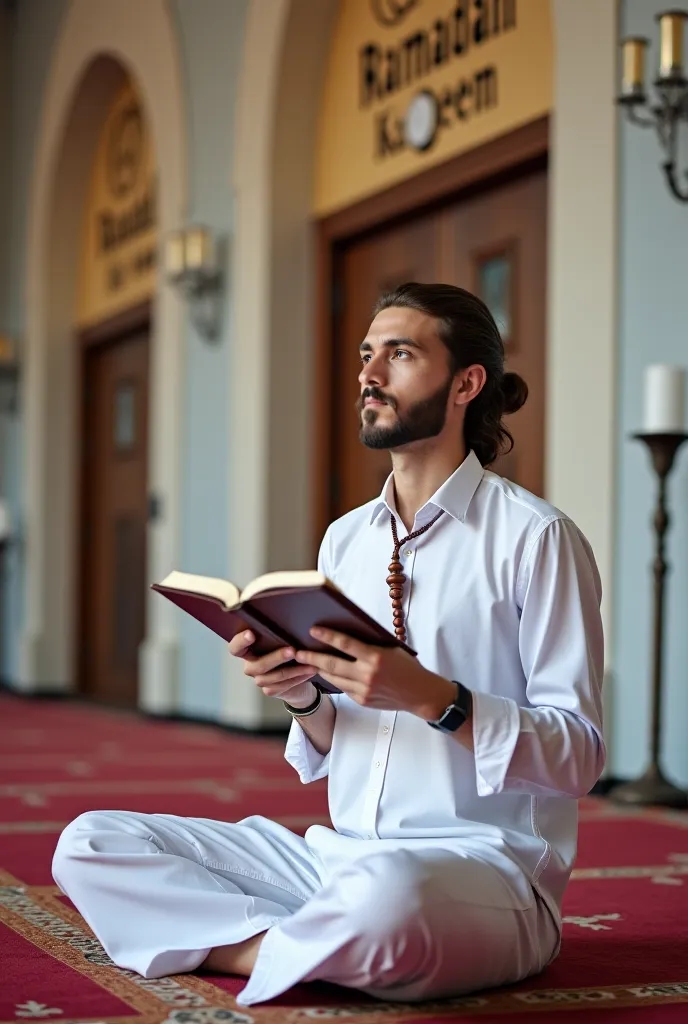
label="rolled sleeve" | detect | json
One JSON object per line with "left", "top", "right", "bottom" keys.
{"left": 283, "top": 714, "right": 332, "bottom": 784}
{"left": 472, "top": 690, "right": 521, "bottom": 796}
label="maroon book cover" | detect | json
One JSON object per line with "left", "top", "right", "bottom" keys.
{"left": 151, "top": 578, "right": 415, "bottom": 696}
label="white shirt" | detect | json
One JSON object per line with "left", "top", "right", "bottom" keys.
{"left": 284, "top": 450, "right": 605, "bottom": 925}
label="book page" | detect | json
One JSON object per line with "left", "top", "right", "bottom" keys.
{"left": 240, "top": 569, "right": 332, "bottom": 605}
{"left": 157, "top": 571, "right": 241, "bottom": 610}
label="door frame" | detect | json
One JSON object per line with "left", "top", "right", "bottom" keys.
{"left": 75, "top": 299, "right": 152, "bottom": 701}
{"left": 314, "top": 116, "right": 549, "bottom": 547}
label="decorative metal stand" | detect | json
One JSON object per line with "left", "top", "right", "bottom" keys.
{"left": 611, "top": 432, "right": 688, "bottom": 809}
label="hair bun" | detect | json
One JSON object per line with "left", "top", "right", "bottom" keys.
{"left": 501, "top": 372, "right": 528, "bottom": 415}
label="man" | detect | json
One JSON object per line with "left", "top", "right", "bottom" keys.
{"left": 53, "top": 283, "right": 605, "bottom": 1006}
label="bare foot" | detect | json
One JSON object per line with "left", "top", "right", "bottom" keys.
{"left": 199, "top": 931, "right": 266, "bottom": 975}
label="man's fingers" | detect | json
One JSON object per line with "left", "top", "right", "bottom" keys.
{"left": 243, "top": 646, "right": 297, "bottom": 677}
{"left": 315, "top": 672, "right": 359, "bottom": 699}
{"left": 309, "top": 625, "right": 373, "bottom": 662}
{"left": 259, "top": 673, "right": 318, "bottom": 697}
{"left": 254, "top": 665, "right": 316, "bottom": 688}
{"left": 228, "top": 630, "right": 255, "bottom": 658}
{"left": 294, "top": 649, "right": 360, "bottom": 680}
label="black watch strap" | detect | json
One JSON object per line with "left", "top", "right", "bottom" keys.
{"left": 427, "top": 681, "right": 473, "bottom": 733}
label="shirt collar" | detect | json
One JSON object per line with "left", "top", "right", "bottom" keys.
{"left": 369, "top": 449, "right": 484, "bottom": 527}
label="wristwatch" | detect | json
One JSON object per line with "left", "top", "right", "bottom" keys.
{"left": 427, "top": 681, "right": 473, "bottom": 733}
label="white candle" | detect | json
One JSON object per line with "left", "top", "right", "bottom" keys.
{"left": 643, "top": 365, "right": 686, "bottom": 433}
{"left": 164, "top": 231, "right": 185, "bottom": 280}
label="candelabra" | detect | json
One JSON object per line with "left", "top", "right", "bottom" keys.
{"left": 618, "top": 10, "right": 688, "bottom": 203}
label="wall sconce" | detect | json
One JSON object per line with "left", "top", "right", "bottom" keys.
{"left": 0, "top": 334, "right": 20, "bottom": 414}
{"left": 163, "top": 225, "right": 224, "bottom": 340}
{"left": 618, "top": 10, "right": 688, "bottom": 202}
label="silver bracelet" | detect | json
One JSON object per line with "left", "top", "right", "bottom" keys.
{"left": 283, "top": 685, "right": 322, "bottom": 717}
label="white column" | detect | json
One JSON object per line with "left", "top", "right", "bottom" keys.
{"left": 549, "top": 0, "right": 619, "bottom": 766}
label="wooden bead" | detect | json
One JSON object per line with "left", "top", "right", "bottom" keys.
{"left": 388, "top": 510, "right": 445, "bottom": 649}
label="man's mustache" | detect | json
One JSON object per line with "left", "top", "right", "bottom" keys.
{"left": 357, "top": 387, "right": 397, "bottom": 412}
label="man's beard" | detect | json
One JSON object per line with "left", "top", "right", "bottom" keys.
{"left": 356, "top": 377, "right": 453, "bottom": 450}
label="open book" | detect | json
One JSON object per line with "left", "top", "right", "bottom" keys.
{"left": 151, "top": 569, "right": 415, "bottom": 695}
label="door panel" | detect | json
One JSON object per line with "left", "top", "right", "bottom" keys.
{"left": 79, "top": 328, "right": 149, "bottom": 706}
{"left": 334, "top": 215, "right": 443, "bottom": 519}
{"left": 445, "top": 171, "right": 547, "bottom": 495}
{"left": 332, "top": 171, "right": 547, "bottom": 517}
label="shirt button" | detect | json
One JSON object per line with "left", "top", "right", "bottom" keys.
{"left": 375, "top": 760, "right": 381, "bottom": 768}
{"left": 367, "top": 833, "right": 373, "bottom": 839}
{"left": 404, "top": 549, "right": 413, "bottom": 557}
{"left": 382, "top": 725, "right": 389, "bottom": 734}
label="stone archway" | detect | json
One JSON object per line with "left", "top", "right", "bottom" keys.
{"left": 21, "top": 0, "right": 187, "bottom": 712}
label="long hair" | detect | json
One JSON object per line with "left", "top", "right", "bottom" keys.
{"left": 373, "top": 282, "right": 528, "bottom": 467}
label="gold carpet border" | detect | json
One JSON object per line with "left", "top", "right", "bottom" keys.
{"left": 0, "top": 881, "right": 239, "bottom": 1016}
{"left": 2, "top": 878, "right": 688, "bottom": 1021}
{"left": 279, "top": 981, "right": 688, "bottom": 1020}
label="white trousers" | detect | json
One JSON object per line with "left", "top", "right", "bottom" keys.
{"left": 52, "top": 810, "right": 559, "bottom": 1006}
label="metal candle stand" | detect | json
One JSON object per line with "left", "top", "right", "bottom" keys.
{"left": 611, "top": 432, "right": 688, "bottom": 809}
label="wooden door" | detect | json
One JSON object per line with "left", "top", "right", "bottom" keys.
{"left": 79, "top": 325, "right": 150, "bottom": 706}
{"left": 332, "top": 170, "right": 547, "bottom": 517}
{"left": 333, "top": 215, "right": 443, "bottom": 518}
{"left": 445, "top": 171, "right": 547, "bottom": 495}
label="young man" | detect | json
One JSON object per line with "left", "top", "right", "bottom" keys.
{"left": 53, "top": 283, "right": 605, "bottom": 1006}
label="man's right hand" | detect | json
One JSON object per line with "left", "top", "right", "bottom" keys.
{"left": 228, "top": 631, "right": 319, "bottom": 708}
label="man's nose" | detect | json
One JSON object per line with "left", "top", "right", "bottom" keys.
{"left": 358, "top": 354, "right": 386, "bottom": 387}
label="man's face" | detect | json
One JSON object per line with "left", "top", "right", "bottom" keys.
{"left": 356, "top": 306, "right": 455, "bottom": 450}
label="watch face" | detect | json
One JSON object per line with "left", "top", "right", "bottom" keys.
{"left": 427, "top": 683, "right": 471, "bottom": 732}
{"left": 404, "top": 90, "right": 439, "bottom": 152}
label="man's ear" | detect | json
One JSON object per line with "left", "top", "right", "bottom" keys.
{"left": 454, "top": 365, "right": 487, "bottom": 407}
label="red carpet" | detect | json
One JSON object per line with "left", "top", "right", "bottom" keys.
{"left": 2, "top": 691, "right": 688, "bottom": 1023}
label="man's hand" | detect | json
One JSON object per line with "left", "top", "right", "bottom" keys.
{"left": 228, "top": 631, "right": 318, "bottom": 708}
{"left": 294, "top": 626, "right": 456, "bottom": 720}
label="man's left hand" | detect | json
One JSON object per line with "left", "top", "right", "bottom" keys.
{"left": 294, "top": 626, "right": 456, "bottom": 721}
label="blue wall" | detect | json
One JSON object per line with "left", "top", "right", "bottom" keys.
{"left": 614, "top": 1, "right": 688, "bottom": 786}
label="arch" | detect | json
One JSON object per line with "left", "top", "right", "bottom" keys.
{"left": 20, "top": 0, "right": 187, "bottom": 711}
{"left": 229, "top": 0, "right": 618, "bottom": 731}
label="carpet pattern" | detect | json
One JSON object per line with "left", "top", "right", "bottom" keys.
{"left": 2, "top": 691, "right": 688, "bottom": 1023}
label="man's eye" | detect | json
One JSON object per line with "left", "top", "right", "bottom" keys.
{"left": 361, "top": 354, "right": 371, "bottom": 364}
{"left": 393, "top": 349, "right": 410, "bottom": 359}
